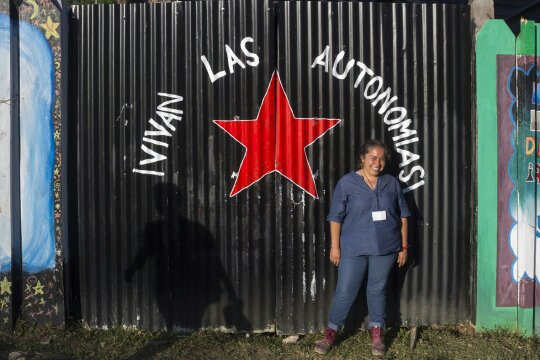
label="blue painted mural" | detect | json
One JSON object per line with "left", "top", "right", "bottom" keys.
{"left": 0, "top": 15, "right": 10, "bottom": 274}
{"left": 0, "top": 13, "right": 55, "bottom": 274}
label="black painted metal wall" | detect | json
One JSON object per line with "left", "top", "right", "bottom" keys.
{"left": 275, "top": 1, "right": 471, "bottom": 333}
{"left": 69, "top": 0, "right": 276, "bottom": 331}
{"left": 68, "top": 0, "right": 472, "bottom": 333}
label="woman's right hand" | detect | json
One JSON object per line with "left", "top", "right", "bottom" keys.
{"left": 330, "top": 247, "right": 340, "bottom": 266}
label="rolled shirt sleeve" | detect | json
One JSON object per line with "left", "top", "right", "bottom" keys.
{"left": 396, "top": 179, "right": 411, "bottom": 218}
{"left": 326, "top": 180, "right": 347, "bottom": 223}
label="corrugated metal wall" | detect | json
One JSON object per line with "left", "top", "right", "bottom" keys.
{"left": 275, "top": 1, "right": 471, "bottom": 333}
{"left": 69, "top": 0, "right": 472, "bottom": 333}
{"left": 70, "top": 0, "right": 276, "bottom": 331}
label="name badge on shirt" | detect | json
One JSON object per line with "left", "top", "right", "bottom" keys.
{"left": 372, "top": 210, "right": 387, "bottom": 221}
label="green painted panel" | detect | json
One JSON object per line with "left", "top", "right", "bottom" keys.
{"left": 517, "top": 20, "right": 536, "bottom": 55}
{"left": 477, "top": 19, "right": 539, "bottom": 335}
{"left": 476, "top": 19, "right": 516, "bottom": 331}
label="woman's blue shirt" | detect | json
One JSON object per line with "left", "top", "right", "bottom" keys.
{"left": 326, "top": 171, "right": 411, "bottom": 256}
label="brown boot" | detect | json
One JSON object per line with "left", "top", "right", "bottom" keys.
{"left": 314, "top": 326, "right": 337, "bottom": 354}
{"left": 369, "top": 326, "right": 385, "bottom": 356}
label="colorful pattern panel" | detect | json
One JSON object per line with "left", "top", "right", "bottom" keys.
{"left": 497, "top": 55, "right": 540, "bottom": 309}
{"left": 0, "top": 0, "right": 64, "bottom": 326}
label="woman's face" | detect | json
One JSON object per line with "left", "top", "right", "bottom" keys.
{"left": 361, "top": 146, "right": 386, "bottom": 178}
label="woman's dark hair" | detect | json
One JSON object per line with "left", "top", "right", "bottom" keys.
{"left": 357, "top": 140, "right": 390, "bottom": 169}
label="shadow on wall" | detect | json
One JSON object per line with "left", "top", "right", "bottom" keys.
{"left": 386, "top": 146, "right": 423, "bottom": 329}
{"left": 124, "top": 182, "right": 251, "bottom": 331}
{"left": 385, "top": 188, "right": 421, "bottom": 328}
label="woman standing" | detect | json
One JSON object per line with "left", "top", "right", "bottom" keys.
{"left": 315, "top": 140, "right": 410, "bottom": 356}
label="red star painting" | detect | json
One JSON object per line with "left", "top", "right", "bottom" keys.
{"left": 214, "top": 72, "right": 341, "bottom": 198}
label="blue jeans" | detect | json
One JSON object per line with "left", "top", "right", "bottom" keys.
{"left": 328, "top": 253, "right": 397, "bottom": 331}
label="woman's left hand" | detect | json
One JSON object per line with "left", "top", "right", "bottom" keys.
{"left": 397, "top": 250, "right": 407, "bottom": 267}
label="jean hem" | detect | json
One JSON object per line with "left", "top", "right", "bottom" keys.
{"left": 327, "top": 322, "right": 340, "bottom": 331}
{"left": 368, "top": 322, "right": 384, "bottom": 329}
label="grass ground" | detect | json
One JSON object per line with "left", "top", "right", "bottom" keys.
{"left": 0, "top": 323, "right": 538, "bottom": 359}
